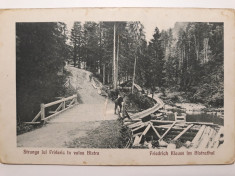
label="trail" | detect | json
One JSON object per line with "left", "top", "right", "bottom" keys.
{"left": 17, "top": 66, "right": 117, "bottom": 147}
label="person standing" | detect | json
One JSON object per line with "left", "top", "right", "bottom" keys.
{"left": 114, "top": 94, "right": 123, "bottom": 115}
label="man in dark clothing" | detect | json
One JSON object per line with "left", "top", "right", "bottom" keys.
{"left": 89, "top": 73, "right": 93, "bottom": 82}
{"left": 114, "top": 94, "right": 123, "bottom": 115}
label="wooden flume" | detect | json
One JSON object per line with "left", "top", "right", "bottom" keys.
{"left": 122, "top": 96, "right": 223, "bottom": 149}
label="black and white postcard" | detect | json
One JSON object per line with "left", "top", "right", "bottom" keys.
{"left": 0, "top": 8, "right": 234, "bottom": 165}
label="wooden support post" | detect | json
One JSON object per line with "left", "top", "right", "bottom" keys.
{"left": 142, "top": 124, "right": 151, "bottom": 136}
{"left": 74, "top": 94, "right": 78, "bottom": 104}
{"left": 62, "top": 98, "right": 65, "bottom": 109}
{"left": 40, "top": 103, "right": 45, "bottom": 121}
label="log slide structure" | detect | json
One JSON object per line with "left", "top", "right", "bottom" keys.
{"left": 123, "top": 96, "right": 224, "bottom": 149}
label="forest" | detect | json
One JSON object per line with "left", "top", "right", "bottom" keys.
{"left": 16, "top": 21, "right": 224, "bottom": 122}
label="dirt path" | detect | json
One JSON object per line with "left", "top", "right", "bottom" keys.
{"left": 17, "top": 66, "right": 118, "bottom": 147}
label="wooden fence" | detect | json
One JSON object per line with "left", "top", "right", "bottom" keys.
{"left": 24, "top": 94, "right": 78, "bottom": 124}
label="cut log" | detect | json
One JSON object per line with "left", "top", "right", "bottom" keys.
{"left": 24, "top": 122, "right": 41, "bottom": 124}
{"left": 128, "top": 121, "right": 143, "bottom": 128}
{"left": 173, "top": 124, "right": 194, "bottom": 141}
{"left": 159, "top": 121, "right": 177, "bottom": 140}
{"left": 123, "top": 122, "right": 132, "bottom": 126}
{"left": 131, "top": 124, "right": 146, "bottom": 133}
{"left": 151, "top": 120, "right": 174, "bottom": 124}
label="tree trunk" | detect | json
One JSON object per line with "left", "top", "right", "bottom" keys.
{"left": 132, "top": 55, "right": 137, "bottom": 94}
{"left": 73, "top": 44, "right": 77, "bottom": 67}
{"left": 116, "top": 34, "right": 120, "bottom": 87}
{"left": 78, "top": 37, "right": 81, "bottom": 68}
{"left": 103, "top": 64, "right": 106, "bottom": 85}
{"left": 113, "top": 23, "right": 117, "bottom": 89}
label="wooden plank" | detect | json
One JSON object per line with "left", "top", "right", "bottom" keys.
{"left": 32, "top": 111, "right": 41, "bottom": 122}
{"left": 211, "top": 127, "right": 224, "bottom": 148}
{"left": 55, "top": 102, "right": 63, "bottom": 112}
{"left": 128, "top": 121, "right": 144, "bottom": 129}
{"left": 130, "top": 97, "right": 164, "bottom": 120}
{"left": 142, "top": 124, "right": 151, "bottom": 136}
{"left": 43, "top": 104, "right": 75, "bottom": 121}
{"left": 151, "top": 120, "right": 174, "bottom": 124}
{"left": 154, "top": 125, "right": 199, "bottom": 132}
{"left": 191, "top": 125, "right": 206, "bottom": 146}
{"left": 24, "top": 122, "right": 41, "bottom": 125}
{"left": 131, "top": 124, "right": 146, "bottom": 133}
{"left": 208, "top": 128, "right": 220, "bottom": 148}
{"left": 173, "top": 124, "right": 194, "bottom": 141}
{"left": 192, "top": 126, "right": 209, "bottom": 148}
{"left": 156, "top": 124, "right": 172, "bottom": 128}
{"left": 150, "top": 122, "right": 161, "bottom": 139}
{"left": 185, "top": 122, "right": 218, "bottom": 126}
{"left": 159, "top": 121, "right": 177, "bottom": 140}
{"left": 40, "top": 103, "right": 45, "bottom": 120}
{"left": 68, "top": 98, "right": 75, "bottom": 106}
{"left": 198, "top": 127, "right": 213, "bottom": 148}
{"left": 62, "top": 99, "right": 65, "bottom": 109}
{"left": 206, "top": 128, "right": 217, "bottom": 148}
{"left": 44, "top": 94, "right": 77, "bottom": 108}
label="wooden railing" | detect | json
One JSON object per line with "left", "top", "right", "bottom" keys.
{"left": 130, "top": 95, "right": 164, "bottom": 120}
{"left": 24, "top": 94, "right": 78, "bottom": 124}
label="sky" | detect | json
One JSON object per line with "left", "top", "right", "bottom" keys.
{"left": 140, "top": 20, "right": 175, "bottom": 42}
{"left": 65, "top": 20, "right": 175, "bottom": 42}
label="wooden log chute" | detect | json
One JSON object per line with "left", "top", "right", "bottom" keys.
{"left": 123, "top": 96, "right": 223, "bottom": 149}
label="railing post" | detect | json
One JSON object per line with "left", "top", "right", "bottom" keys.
{"left": 41, "top": 103, "right": 45, "bottom": 121}
{"left": 62, "top": 98, "right": 65, "bottom": 109}
{"left": 74, "top": 94, "right": 78, "bottom": 104}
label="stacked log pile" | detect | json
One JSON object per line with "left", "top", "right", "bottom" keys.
{"left": 123, "top": 97, "right": 224, "bottom": 149}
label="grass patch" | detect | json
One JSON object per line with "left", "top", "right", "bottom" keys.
{"left": 66, "top": 120, "right": 131, "bottom": 148}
